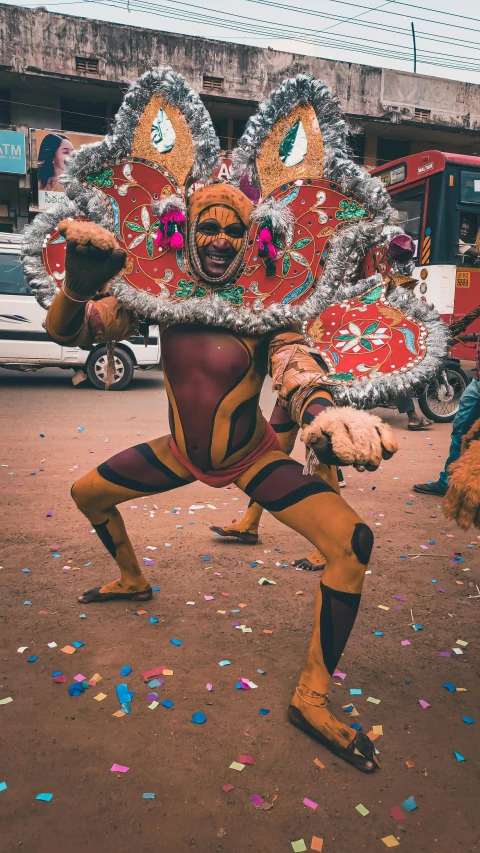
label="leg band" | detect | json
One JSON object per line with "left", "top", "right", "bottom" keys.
{"left": 320, "top": 582, "right": 361, "bottom": 675}
{"left": 351, "top": 523, "right": 374, "bottom": 565}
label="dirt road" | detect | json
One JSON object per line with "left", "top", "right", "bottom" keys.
{"left": 1, "top": 368, "right": 478, "bottom": 853}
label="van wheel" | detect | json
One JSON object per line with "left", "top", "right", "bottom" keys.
{"left": 86, "top": 346, "right": 134, "bottom": 390}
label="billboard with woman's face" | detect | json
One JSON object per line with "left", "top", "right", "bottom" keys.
{"left": 35, "top": 129, "right": 103, "bottom": 209}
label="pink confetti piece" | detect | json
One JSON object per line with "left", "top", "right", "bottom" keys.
{"left": 222, "top": 784, "right": 235, "bottom": 793}
{"left": 439, "top": 651, "right": 451, "bottom": 657}
{"left": 303, "top": 798, "right": 318, "bottom": 809}
{"left": 419, "top": 700, "right": 430, "bottom": 709}
{"left": 110, "top": 764, "right": 129, "bottom": 773}
{"left": 74, "top": 673, "right": 86, "bottom": 682}
{"left": 238, "top": 755, "right": 255, "bottom": 765}
{"left": 206, "top": 683, "right": 213, "bottom": 691}
{"left": 250, "top": 794, "right": 264, "bottom": 806}
{"left": 333, "top": 670, "right": 346, "bottom": 680}
{"left": 204, "top": 595, "right": 214, "bottom": 601}
{"left": 401, "top": 640, "right": 411, "bottom": 646}
{"left": 141, "top": 667, "right": 166, "bottom": 679}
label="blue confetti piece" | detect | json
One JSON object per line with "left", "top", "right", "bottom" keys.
{"left": 153, "top": 586, "right": 160, "bottom": 592}
{"left": 79, "top": 614, "right": 86, "bottom": 619}
{"left": 39, "top": 434, "right": 45, "bottom": 438}
{"left": 429, "top": 541, "right": 436, "bottom": 545}
{"left": 170, "top": 638, "right": 183, "bottom": 646}
{"left": 148, "top": 679, "right": 162, "bottom": 688}
{"left": 27, "top": 655, "right": 38, "bottom": 663}
{"left": 343, "top": 704, "right": 354, "bottom": 713}
{"left": 374, "top": 631, "right": 383, "bottom": 636}
{"left": 120, "top": 703, "right": 132, "bottom": 714}
{"left": 454, "top": 751, "right": 466, "bottom": 762}
{"left": 443, "top": 682, "right": 456, "bottom": 692}
{"left": 51, "top": 671, "right": 62, "bottom": 677}
{"left": 258, "top": 708, "right": 270, "bottom": 715}
{"left": 30, "top": 472, "right": 36, "bottom": 475}
{"left": 350, "top": 688, "right": 362, "bottom": 695}
{"left": 52, "top": 554, "right": 60, "bottom": 558}
{"left": 142, "top": 793, "right": 155, "bottom": 799}
{"left": 77, "top": 427, "right": 85, "bottom": 432}
{"left": 0, "top": 782, "right": 7, "bottom": 792}
{"left": 116, "top": 683, "right": 134, "bottom": 704}
{"left": 257, "top": 669, "right": 265, "bottom": 675}
{"left": 412, "top": 624, "right": 423, "bottom": 631}
{"left": 72, "top": 641, "right": 84, "bottom": 648}
{"left": 36, "top": 793, "right": 53, "bottom": 801}
{"left": 84, "top": 562, "right": 92, "bottom": 567}
{"left": 400, "top": 555, "right": 407, "bottom": 559}
{"left": 462, "top": 716, "right": 474, "bottom": 725}
{"left": 231, "top": 609, "right": 240, "bottom": 613}
{"left": 235, "top": 681, "right": 242, "bottom": 689}
{"left": 350, "top": 723, "right": 362, "bottom": 731}
{"left": 22, "top": 568, "right": 30, "bottom": 573}
{"left": 68, "top": 683, "right": 85, "bottom": 696}
{"left": 120, "top": 666, "right": 132, "bottom": 676}
{"left": 203, "top": 557, "right": 211, "bottom": 562}
{"left": 218, "top": 660, "right": 231, "bottom": 666}
{"left": 150, "top": 617, "right": 159, "bottom": 624}
{"left": 161, "top": 700, "right": 174, "bottom": 709}
{"left": 275, "top": 548, "right": 281, "bottom": 552}
{"left": 191, "top": 711, "right": 207, "bottom": 724}
{"left": 250, "top": 562, "right": 259, "bottom": 568}
{"left": 24, "top": 601, "right": 31, "bottom": 606}
{"left": 402, "top": 796, "right": 417, "bottom": 812}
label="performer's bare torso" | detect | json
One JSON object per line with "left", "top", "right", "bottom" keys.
{"left": 161, "top": 324, "right": 270, "bottom": 470}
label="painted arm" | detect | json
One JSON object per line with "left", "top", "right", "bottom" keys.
{"left": 45, "top": 219, "right": 136, "bottom": 346}
{"left": 268, "top": 329, "right": 398, "bottom": 470}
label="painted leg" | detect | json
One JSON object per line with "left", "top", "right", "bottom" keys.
{"left": 237, "top": 451, "right": 377, "bottom": 772}
{"left": 72, "top": 435, "right": 195, "bottom": 603}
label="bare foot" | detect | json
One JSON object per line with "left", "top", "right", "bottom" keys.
{"left": 288, "top": 687, "right": 379, "bottom": 773}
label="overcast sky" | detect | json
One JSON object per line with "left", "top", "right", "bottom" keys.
{"left": 6, "top": 0, "right": 480, "bottom": 86}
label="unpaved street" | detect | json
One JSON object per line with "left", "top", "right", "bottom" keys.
{"left": 1, "top": 367, "right": 478, "bottom": 853}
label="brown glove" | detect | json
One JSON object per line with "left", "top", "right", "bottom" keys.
{"left": 58, "top": 219, "right": 127, "bottom": 297}
{"left": 302, "top": 407, "right": 398, "bottom": 471}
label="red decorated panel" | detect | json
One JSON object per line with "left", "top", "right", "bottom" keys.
{"left": 306, "top": 281, "right": 427, "bottom": 385}
{"left": 42, "top": 160, "right": 187, "bottom": 297}
{"left": 360, "top": 245, "right": 391, "bottom": 279}
{"left": 237, "top": 179, "right": 373, "bottom": 311}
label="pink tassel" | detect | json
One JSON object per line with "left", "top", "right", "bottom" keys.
{"left": 259, "top": 226, "right": 278, "bottom": 260}
{"left": 170, "top": 231, "right": 183, "bottom": 249}
{"left": 259, "top": 227, "right": 272, "bottom": 245}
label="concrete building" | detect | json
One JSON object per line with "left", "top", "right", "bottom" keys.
{"left": 1, "top": 2, "right": 480, "bottom": 230}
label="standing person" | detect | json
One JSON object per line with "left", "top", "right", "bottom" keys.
{"left": 414, "top": 341, "right": 480, "bottom": 496}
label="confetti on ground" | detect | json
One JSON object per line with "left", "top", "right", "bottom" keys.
{"left": 94, "top": 693, "right": 107, "bottom": 702}
{"left": 219, "top": 660, "right": 231, "bottom": 666}
{"left": 367, "top": 697, "right": 380, "bottom": 704}
{"left": 35, "top": 793, "right": 53, "bottom": 802}
{"left": 142, "top": 793, "right": 155, "bottom": 799}
{"left": 355, "top": 804, "right": 369, "bottom": 816}
{"left": 462, "top": 716, "right": 474, "bottom": 724}
{"left": 303, "top": 797, "right": 318, "bottom": 809}
{"left": 314, "top": 758, "right": 326, "bottom": 769}
{"left": 222, "top": 784, "right": 235, "bottom": 793}
{"left": 419, "top": 700, "right": 430, "bottom": 709}
{"left": 229, "top": 762, "right": 245, "bottom": 772}
{"left": 311, "top": 838, "right": 323, "bottom": 852}
{"left": 382, "top": 836, "right": 399, "bottom": 847}
{"left": 454, "top": 751, "right": 466, "bottom": 762}
{"left": 291, "top": 841, "right": 307, "bottom": 853}
{"left": 61, "top": 646, "right": 76, "bottom": 655}
{"left": 191, "top": 712, "right": 207, "bottom": 724}
{"left": 110, "top": 764, "right": 129, "bottom": 773}
{"left": 0, "top": 782, "right": 7, "bottom": 792}
{"left": 401, "top": 796, "right": 417, "bottom": 812}
{"left": 390, "top": 806, "right": 404, "bottom": 820}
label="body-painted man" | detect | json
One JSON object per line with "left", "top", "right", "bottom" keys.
{"left": 24, "top": 68, "right": 448, "bottom": 773}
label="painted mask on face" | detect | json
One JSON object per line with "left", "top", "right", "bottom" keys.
{"left": 195, "top": 205, "right": 246, "bottom": 279}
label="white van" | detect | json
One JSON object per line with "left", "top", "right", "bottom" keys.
{"left": 0, "top": 233, "right": 161, "bottom": 390}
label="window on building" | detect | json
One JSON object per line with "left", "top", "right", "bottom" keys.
{"left": 212, "top": 118, "right": 229, "bottom": 151}
{"left": 377, "top": 137, "right": 411, "bottom": 167}
{"left": 232, "top": 118, "right": 248, "bottom": 147}
{"left": 0, "top": 88, "right": 11, "bottom": 126}
{"left": 414, "top": 107, "right": 431, "bottom": 121}
{"left": 203, "top": 75, "right": 224, "bottom": 92}
{"left": 75, "top": 57, "right": 99, "bottom": 75}
{"left": 349, "top": 133, "right": 366, "bottom": 165}
{"left": 60, "top": 98, "right": 108, "bottom": 135}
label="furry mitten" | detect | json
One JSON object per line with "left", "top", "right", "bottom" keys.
{"left": 444, "top": 438, "right": 480, "bottom": 529}
{"left": 301, "top": 407, "right": 398, "bottom": 472}
{"left": 58, "top": 219, "right": 127, "bottom": 297}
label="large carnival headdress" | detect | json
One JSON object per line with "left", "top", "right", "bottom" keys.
{"left": 22, "top": 67, "right": 448, "bottom": 406}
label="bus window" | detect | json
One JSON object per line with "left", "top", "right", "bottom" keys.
{"left": 390, "top": 187, "right": 424, "bottom": 259}
{"left": 460, "top": 171, "right": 480, "bottom": 205}
{"left": 458, "top": 213, "right": 480, "bottom": 267}
{"left": 0, "top": 254, "right": 31, "bottom": 294}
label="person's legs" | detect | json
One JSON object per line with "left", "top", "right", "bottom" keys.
{"left": 397, "top": 394, "right": 431, "bottom": 429}
{"left": 72, "top": 436, "right": 195, "bottom": 602}
{"left": 414, "top": 379, "right": 480, "bottom": 494}
{"left": 237, "top": 451, "right": 377, "bottom": 772}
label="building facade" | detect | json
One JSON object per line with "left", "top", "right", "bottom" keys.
{"left": 1, "top": 2, "right": 480, "bottom": 231}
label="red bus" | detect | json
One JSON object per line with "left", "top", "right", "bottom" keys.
{"left": 371, "top": 151, "right": 480, "bottom": 361}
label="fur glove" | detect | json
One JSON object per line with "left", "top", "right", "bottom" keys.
{"left": 443, "top": 418, "right": 480, "bottom": 529}
{"left": 58, "top": 219, "right": 127, "bottom": 297}
{"left": 301, "top": 407, "right": 398, "bottom": 472}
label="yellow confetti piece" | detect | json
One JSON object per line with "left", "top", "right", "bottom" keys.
{"left": 378, "top": 605, "right": 389, "bottom": 611}
{"left": 367, "top": 696, "right": 381, "bottom": 704}
{"left": 372, "top": 725, "right": 383, "bottom": 735}
{"left": 456, "top": 639, "right": 468, "bottom": 647}
{"left": 90, "top": 673, "right": 102, "bottom": 683}
{"left": 162, "top": 669, "right": 174, "bottom": 676}
{"left": 229, "top": 761, "right": 245, "bottom": 771}
{"left": 93, "top": 693, "right": 107, "bottom": 701}
{"left": 148, "top": 701, "right": 159, "bottom": 709}
{"left": 355, "top": 803, "right": 369, "bottom": 816}
{"left": 456, "top": 687, "right": 467, "bottom": 692}
{"left": 217, "top": 610, "right": 227, "bottom": 614}
{"left": 382, "top": 836, "right": 399, "bottom": 847}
